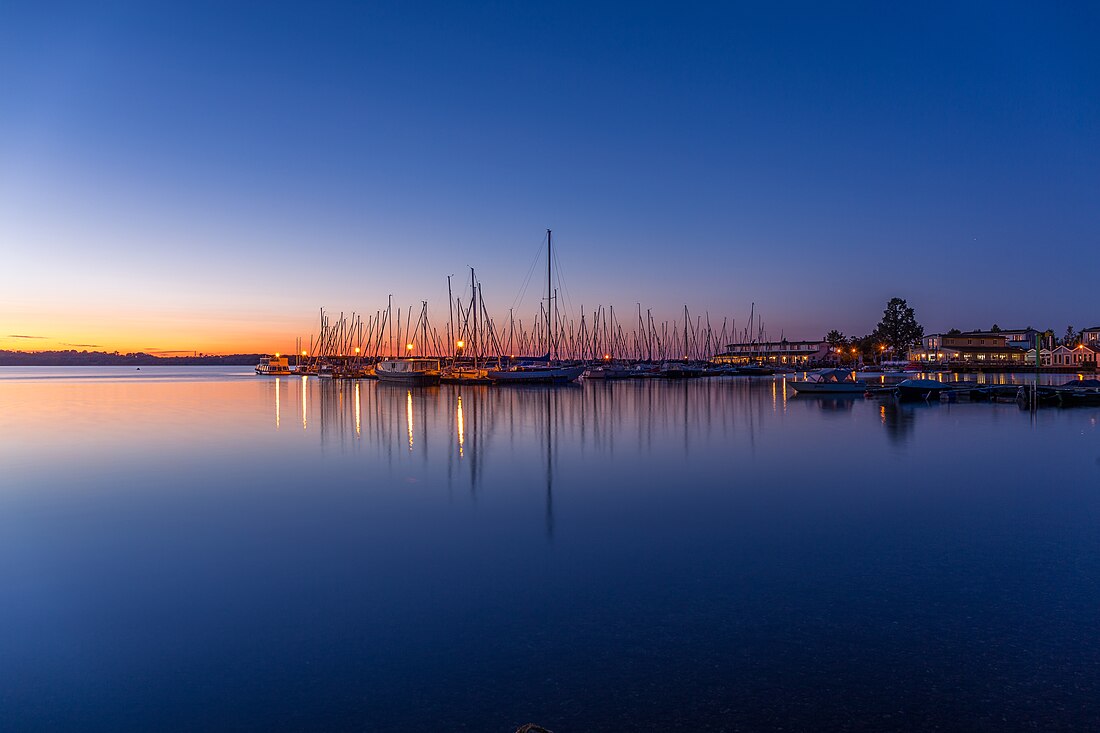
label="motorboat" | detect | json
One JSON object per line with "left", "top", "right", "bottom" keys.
{"left": 895, "top": 378, "right": 955, "bottom": 401}
{"left": 1054, "top": 378, "right": 1100, "bottom": 407}
{"left": 255, "top": 355, "right": 292, "bottom": 376}
{"left": 788, "top": 368, "right": 866, "bottom": 394}
{"left": 374, "top": 358, "right": 442, "bottom": 385}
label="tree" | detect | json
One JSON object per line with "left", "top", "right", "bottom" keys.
{"left": 990, "top": 324, "right": 1002, "bottom": 332}
{"left": 873, "top": 298, "right": 924, "bottom": 358}
{"left": 1063, "top": 325, "right": 1078, "bottom": 347}
{"left": 825, "top": 330, "right": 846, "bottom": 348}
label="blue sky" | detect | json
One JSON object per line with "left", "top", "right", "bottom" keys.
{"left": 1, "top": 2, "right": 1097, "bottom": 352}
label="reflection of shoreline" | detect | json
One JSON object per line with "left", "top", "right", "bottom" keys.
{"left": 274, "top": 377, "right": 957, "bottom": 482}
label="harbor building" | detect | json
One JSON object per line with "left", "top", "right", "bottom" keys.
{"left": 712, "top": 340, "right": 835, "bottom": 366}
{"left": 909, "top": 331, "right": 1026, "bottom": 365}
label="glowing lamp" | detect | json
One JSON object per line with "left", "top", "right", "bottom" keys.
{"left": 406, "top": 343, "right": 414, "bottom": 351}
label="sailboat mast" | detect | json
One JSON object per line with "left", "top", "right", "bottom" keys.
{"left": 546, "top": 228, "right": 552, "bottom": 361}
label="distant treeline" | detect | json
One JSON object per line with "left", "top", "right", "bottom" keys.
{"left": 0, "top": 350, "right": 263, "bottom": 366}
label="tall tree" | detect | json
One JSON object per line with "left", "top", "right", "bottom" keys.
{"left": 825, "top": 330, "right": 847, "bottom": 349}
{"left": 1063, "top": 325, "right": 1078, "bottom": 347}
{"left": 874, "top": 298, "right": 924, "bottom": 357}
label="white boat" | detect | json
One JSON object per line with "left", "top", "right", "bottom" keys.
{"left": 788, "top": 368, "right": 866, "bottom": 394}
{"left": 374, "top": 358, "right": 442, "bottom": 385}
{"left": 255, "top": 354, "right": 292, "bottom": 375}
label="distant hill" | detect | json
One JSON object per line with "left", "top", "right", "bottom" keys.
{"left": 0, "top": 350, "right": 263, "bottom": 366}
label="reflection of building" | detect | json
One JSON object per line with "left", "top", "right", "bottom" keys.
{"left": 910, "top": 331, "right": 1026, "bottom": 365}
{"left": 713, "top": 340, "right": 834, "bottom": 366}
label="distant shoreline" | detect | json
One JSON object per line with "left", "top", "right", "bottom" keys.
{"left": 0, "top": 350, "right": 262, "bottom": 367}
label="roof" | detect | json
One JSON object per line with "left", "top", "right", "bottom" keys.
{"left": 924, "top": 345, "right": 1025, "bottom": 354}
{"left": 724, "top": 340, "right": 825, "bottom": 348}
{"left": 953, "top": 331, "right": 1011, "bottom": 338}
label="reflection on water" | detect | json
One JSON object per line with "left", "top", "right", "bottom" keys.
{"left": 1, "top": 368, "right": 1100, "bottom": 732}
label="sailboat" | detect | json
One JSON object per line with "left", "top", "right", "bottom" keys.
{"left": 486, "top": 230, "right": 585, "bottom": 384}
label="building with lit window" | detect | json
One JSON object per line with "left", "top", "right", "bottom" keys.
{"left": 909, "top": 331, "right": 1026, "bottom": 365}
{"left": 712, "top": 340, "right": 836, "bottom": 366}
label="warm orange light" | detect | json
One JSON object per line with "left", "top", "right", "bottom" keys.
{"left": 406, "top": 343, "right": 414, "bottom": 351}
{"left": 603, "top": 353, "right": 610, "bottom": 360}
{"left": 354, "top": 347, "right": 360, "bottom": 353}
{"left": 275, "top": 352, "right": 280, "bottom": 358}
{"left": 301, "top": 351, "right": 307, "bottom": 356}
{"left": 456, "top": 340, "right": 465, "bottom": 349}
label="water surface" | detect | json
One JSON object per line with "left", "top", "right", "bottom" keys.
{"left": 1, "top": 367, "right": 1098, "bottom": 731}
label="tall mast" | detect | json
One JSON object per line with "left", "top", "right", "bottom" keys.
{"left": 546, "top": 228, "right": 552, "bottom": 360}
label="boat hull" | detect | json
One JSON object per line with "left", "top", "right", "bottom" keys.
{"left": 375, "top": 372, "right": 441, "bottom": 385}
{"left": 487, "top": 365, "right": 585, "bottom": 384}
{"left": 789, "top": 381, "right": 866, "bottom": 394}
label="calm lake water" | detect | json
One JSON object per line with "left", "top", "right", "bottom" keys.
{"left": 2, "top": 367, "right": 1099, "bottom": 732}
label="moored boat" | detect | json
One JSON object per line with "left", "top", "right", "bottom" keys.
{"left": 896, "top": 378, "right": 954, "bottom": 401}
{"left": 374, "top": 358, "right": 442, "bottom": 385}
{"left": 487, "top": 363, "right": 585, "bottom": 384}
{"left": 255, "top": 354, "right": 292, "bottom": 375}
{"left": 788, "top": 368, "right": 866, "bottom": 394}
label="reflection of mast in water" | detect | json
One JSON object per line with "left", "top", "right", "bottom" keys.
{"left": 545, "top": 387, "right": 554, "bottom": 540}
{"left": 275, "top": 377, "right": 281, "bottom": 428}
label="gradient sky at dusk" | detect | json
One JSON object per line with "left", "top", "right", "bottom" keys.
{"left": 2, "top": 2, "right": 1097, "bottom": 354}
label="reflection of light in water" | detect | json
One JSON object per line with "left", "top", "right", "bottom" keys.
{"left": 354, "top": 381, "right": 361, "bottom": 437}
{"left": 275, "top": 378, "right": 281, "bottom": 428}
{"left": 880, "top": 405, "right": 887, "bottom": 424}
{"left": 782, "top": 376, "right": 788, "bottom": 410}
{"left": 406, "top": 389, "right": 414, "bottom": 450}
{"left": 456, "top": 394, "right": 464, "bottom": 457}
{"left": 301, "top": 376, "right": 308, "bottom": 430}
{"left": 771, "top": 379, "right": 776, "bottom": 411}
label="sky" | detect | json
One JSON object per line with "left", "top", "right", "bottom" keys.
{"left": 1, "top": 1, "right": 1097, "bottom": 354}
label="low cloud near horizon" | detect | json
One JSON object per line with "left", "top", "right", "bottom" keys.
{"left": 7, "top": 334, "right": 46, "bottom": 339}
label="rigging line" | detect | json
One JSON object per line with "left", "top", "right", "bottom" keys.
{"left": 550, "top": 240, "right": 578, "bottom": 326}
{"left": 509, "top": 234, "right": 546, "bottom": 312}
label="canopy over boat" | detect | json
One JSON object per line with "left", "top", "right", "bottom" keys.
{"left": 805, "top": 369, "right": 859, "bottom": 383}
